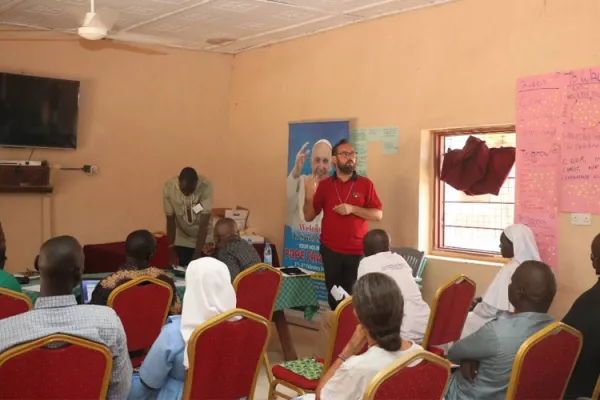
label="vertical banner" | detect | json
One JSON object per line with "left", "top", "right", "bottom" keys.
{"left": 284, "top": 121, "right": 350, "bottom": 313}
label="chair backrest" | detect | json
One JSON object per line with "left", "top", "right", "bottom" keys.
{"left": 391, "top": 247, "right": 425, "bottom": 278}
{"left": 0, "top": 334, "right": 112, "bottom": 399}
{"left": 506, "top": 322, "right": 583, "bottom": 400}
{"left": 233, "top": 263, "right": 282, "bottom": 320}
{"left": 593, "top": 374, "right": 600, "bottom": 400}
{"left": 0, "top": 288, "right": 33, "bottom": 320}
{"left": 183, "top": 309, "right": 270, "bottom": 400}
{"left": 107, "top": 276, "right": 173, "bottom": 367}
{"left": 151, "top": 232, "right": 171, "bottom": 269}
{"left": 422, "top": 274, "right": 476, "bottom": 349}
{"left": 363, "top": 350, "right": 450, "bottom": 400}
{"left": 323, "top": 297, "right": 363, "bottom": 371}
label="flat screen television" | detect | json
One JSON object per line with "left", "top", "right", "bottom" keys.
{"left": 0, "top": 72, "right": 80, "bottom": 149}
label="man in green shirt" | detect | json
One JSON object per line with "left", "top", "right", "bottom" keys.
{"left": 163, "top": 167, "right": 213, "bottom": 267}
{"left": 0, "top": 222, "right": 21, "bottom": 292}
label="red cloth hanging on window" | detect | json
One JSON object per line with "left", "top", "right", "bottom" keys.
{"left": 466, "top": 147, "right": 516, "bottom": 196}
{"left": 440, "top": 135, "right": 515, "bottom": 196}
{"left": 440, "top": 136, "right": 490, "bottom": 191}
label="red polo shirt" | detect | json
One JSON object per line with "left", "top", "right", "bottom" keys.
{"left": 313, "top": 172, "right": 382, "bottom": 255}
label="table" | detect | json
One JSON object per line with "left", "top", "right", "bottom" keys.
{"left": 82, "top": 241, "right": 281, "bottom": 273}
{"left": 22, "top": 271, "right": 317, "bottom": 361}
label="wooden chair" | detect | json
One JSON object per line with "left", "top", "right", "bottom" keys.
{"left": 182, "top": 309, "right": 270, "bottom": 400}
{"left": 363, "top": 350, "right": 451, "bottom": 400}
{"left": 0, "top": 334, "right": 112, "bottom": 399}
{"left": 422, "top": 274, "right": 476, "bottom": 357}
{"left": 506, "top": 322, "right": 583, "bottom": 399}
{"left": 0, "top": 288, "right": 33, "bottom": 320}
{"left": 269, "top": 296, "right": 361, "bottom": 400}
{"left": 107, "top": 276, "right": 173, "bottom": 367}
{"left": 233, "top": 263, "right": 283, "bottom": 384}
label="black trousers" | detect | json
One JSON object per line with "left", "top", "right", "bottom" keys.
{"left": 320, "top": 244, "right": 362, "bottom": 310}
{"left": 175, "top": 246, "right": 195, "bottom": 267}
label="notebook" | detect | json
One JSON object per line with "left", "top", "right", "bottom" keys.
{"left": 80, "top": 280, "right": 100, "bottom": 304}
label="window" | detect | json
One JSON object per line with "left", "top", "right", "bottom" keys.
{"left": 433, "top": 126, "right": 516, "bottom": 256}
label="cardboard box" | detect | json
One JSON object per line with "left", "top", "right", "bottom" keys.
{"left": 212, "top": 205, "right": 250, "bottom": 231}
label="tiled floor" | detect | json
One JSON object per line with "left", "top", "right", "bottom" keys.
{"left": 254, "top": 324, "right": 319, "bottom": 399}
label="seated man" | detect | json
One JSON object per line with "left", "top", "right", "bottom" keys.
{"left": 315, "top": 229, "right": 430, "bottom": 357}
{"left": 562, "top": 233, "right": 600, "bottom": 399}
{"left": 0, "top": 221, "right": 21, "bottom": 292}
{"left": 0, "top": 236, "right": 132, "bottom": 399}
{"left": 445, "top": 260, "right": 556, "bottom": 399}
{"left": 213, "top": 217, "right": 261, "bottom": 281}
{"left": 90, "top": 230, "right": 182, "bottom": 315}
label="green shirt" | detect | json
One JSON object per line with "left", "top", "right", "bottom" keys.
{"left": 163, "top": 176, "right": 213, "bottom": 248}
{"left": 0, "top": 269, "right": 22, "bottom": 293}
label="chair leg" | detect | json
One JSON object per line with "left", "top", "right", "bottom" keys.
{"left": 263, "top": 352, "right": 274, "bottom": 386}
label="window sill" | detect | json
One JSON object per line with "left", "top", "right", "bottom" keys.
{"left": 427, "top": 253, "right": 505, "bottom": 268}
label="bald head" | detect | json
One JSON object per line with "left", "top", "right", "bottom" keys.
{"left": 509, "top": 260, "right": 556, "bottom": 313}
{"left": 364, "top": 229, "right": 391, "bottom": 257}
{"left": 214, "top": 218, "right": 239, "bottom": 247}
{"left": 591, "top": 233, "right": 600, "bottom": 274}
{"left": 37, "top": 236, "right": 84, "bottom": 293}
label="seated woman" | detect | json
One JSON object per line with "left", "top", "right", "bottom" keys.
{"left": 90, "top": 230, "right": 182, "bottom": 315}
{"left": 128, "top": 257, "right": 236, "bottom": 400}
{"left": 297, "top": 272, "right": 422, "bottom": 400}
{"left": 461, "top": 223, "right": 541, "bottom": 338}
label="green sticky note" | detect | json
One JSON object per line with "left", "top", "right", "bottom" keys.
{"left": 381, "top": 127, "right": 398, "bottom": 154}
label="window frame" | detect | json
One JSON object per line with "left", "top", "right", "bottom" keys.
{"left": 432, "top": 125, "right": 516, "bottom": 258}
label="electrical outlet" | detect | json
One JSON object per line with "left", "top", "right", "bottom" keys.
{"left": 83, "top": 165, "right": 99, "bottom": 175}
{"left": 570, "top": 213, "right": 592, "bottom": 226}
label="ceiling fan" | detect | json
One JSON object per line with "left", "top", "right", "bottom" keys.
{"left": 0, "top": 0, "right": 178, "bottom": 52}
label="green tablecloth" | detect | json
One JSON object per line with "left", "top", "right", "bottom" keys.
{"left": 22, "top": 272, "right": 319, "bottom": 320}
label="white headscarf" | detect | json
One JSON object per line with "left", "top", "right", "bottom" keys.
{"left": 481, "top": 224, "right": 541, "bottom": 312}
{"left": 504, "top": 223, "right": 541, "bottom": 263}
{"left": 180, "top": 258, "right": 237, "bottom": 368}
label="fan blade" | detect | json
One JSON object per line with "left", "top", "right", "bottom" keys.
{"left": 78, "top": 38, "right": 167, "bottom": 55}
{"left": 0, "top": 37, "right": 77, "bottom": 42}
{"left": 108, "top": 31, "right": 179, "bottom": 47}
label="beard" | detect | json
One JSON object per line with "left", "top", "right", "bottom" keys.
{"left": 337, "top": 162, "right": 355, "bottom": 175}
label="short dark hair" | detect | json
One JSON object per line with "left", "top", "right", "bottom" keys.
{"left": 353, "top": 272, "right": 404, "bottom": 351}
{"left": 332, "top": 139, "right": 350, "bottom": 156}
{"left": 179, "top": 167, "right": 198, "bottom": 183}
{"left": 125, "top": 230, "right": 156, "bottom": 261}
{"left": 364, "top": 229, "right": 390, "bottom": 257}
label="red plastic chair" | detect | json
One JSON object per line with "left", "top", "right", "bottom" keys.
{"left": 0, "top": 288, "right": 33, "bottom": 320}
{"left": 270, "top": 296, "right": 362, "bottom": 399}
{"left": 233, "top": 263, "right": 282, "bottom": 383}
{"left": 107, "top": 276, "right": 173, "bottom": 368}
{"left": 422, "top": 274, "right": 476, "bottom": 356}
{"left": 506, "top": 322, "right": 583, "bottom": 399}
{"left": 0, "top": 334, "right": 112, "bottom": 399}
{"left": 363, "top": 350, "right": 451, "bottom": 400}
{"left": 182, "top": 309, "right": 270, "bottom": 400}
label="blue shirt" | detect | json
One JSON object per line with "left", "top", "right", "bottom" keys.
{"left": 445, "top": 312, "right": 554, "bottom": 400}
{"left": 129, "top": 316, "right": 186, "bottom": 400}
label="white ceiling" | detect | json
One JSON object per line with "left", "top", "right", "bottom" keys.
{"left": 0, "top": 0, "right": 454, "bottom": 53}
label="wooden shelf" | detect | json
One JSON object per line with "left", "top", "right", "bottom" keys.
{"left": 0, "top": 186, "right": 53, "bottom": 194}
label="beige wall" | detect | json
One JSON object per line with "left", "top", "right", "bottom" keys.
{"left": 228, "top": 0, "right": 600, "bottom": 318}
{"left": 0, "top": 39, "right": 233, "bottom": 270}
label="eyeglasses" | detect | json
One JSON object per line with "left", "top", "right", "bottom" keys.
{"left": 336, "top": 151, "right": 356, "bottom": 158}
{"left": 591, "top": 253, "right": 599, "bottom": 262}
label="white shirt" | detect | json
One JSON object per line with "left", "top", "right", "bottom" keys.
{"left": 319, "top": 343, "right": 423, "bottom": 400}
{"left": 358, "top": 252, "right": 431, "bottom": 343}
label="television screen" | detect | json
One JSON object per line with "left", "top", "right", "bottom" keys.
{"left": 0, "top": 72, "right": 80, "bottom": 149}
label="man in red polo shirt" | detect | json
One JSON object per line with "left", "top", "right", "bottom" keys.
{"left": 303, "top": 139, "right": 383, "bottom": 309}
